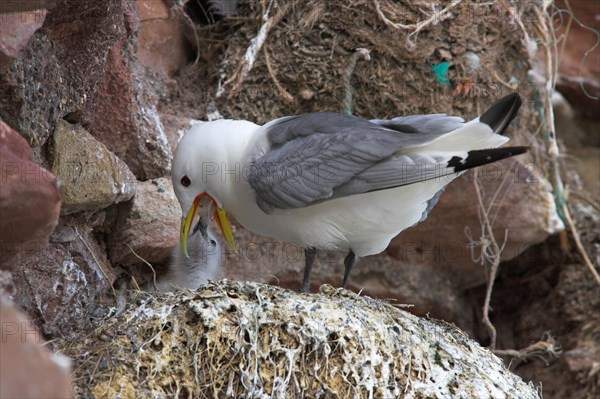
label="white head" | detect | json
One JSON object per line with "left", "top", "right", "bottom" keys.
{"left": 171, "top": 121, "right": 238, "bottom": 257}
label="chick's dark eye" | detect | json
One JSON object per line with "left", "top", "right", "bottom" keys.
{"left": 180, "top": 175, "right": 191, "bottom": 187}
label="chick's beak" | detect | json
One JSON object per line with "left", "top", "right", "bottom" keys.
{"left": 180, "top": 192, "right": 237, "bottom": 258}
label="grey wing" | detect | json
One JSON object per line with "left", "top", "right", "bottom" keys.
{"left": 330, "top": 152, "right": 455, "bottom": 198}
{"left": 370, "top": 114, "right": 464, "bottom": 135}
{"left": 267, "top": 112, "right": 462, "bottom": 145}
{"left": 248, "top": 112, "right": 464, "bottom": 214}
{"left": 331, "top": 146, "right": 528, "bottom": 199}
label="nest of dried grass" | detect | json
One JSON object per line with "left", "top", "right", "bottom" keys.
{"left": 172, "top": 0, "right": 538, "bottom": 126}
{"left": 54, "top": 280, "right": 539, "bottom": 398}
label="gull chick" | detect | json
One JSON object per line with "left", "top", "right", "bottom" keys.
{"left": 154, "top": 221, "right": 221, "bottom": 292}
{"left": 172, "top": 93, "right": 526, "bottom": 292}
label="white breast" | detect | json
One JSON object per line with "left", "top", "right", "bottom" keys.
{"left": 226, "top": 174, "right": 451, "bottom": 257}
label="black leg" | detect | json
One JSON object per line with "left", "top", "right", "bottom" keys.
{"left": 300, "top": 247, "right": 316, "bottom": 293}
{"left": 342, "top": 250, "right": 356, "bottom": 289}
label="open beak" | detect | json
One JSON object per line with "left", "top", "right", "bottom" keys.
{"left": 180, "top": 192, "right": 237, "bottom": 257}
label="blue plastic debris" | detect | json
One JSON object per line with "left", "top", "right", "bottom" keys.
{"left": 432, "top": 62, "right": 451, "bottom": 86}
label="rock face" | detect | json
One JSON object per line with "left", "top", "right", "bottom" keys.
{"left": 50, "top": 120, "right": 136, "bottom": 215}
{"left": 0, "top": 298, "right": 72, "bottom": 399}
{"left": 0, "top": 119, "right": 61, "bottom": 268}
{"left": 0, "top": 0, "right": 133, "bottom": 154}
{"left": 387, "top": 159, "right": 563, "bottom": 290}
{"left": 12, "top": 217, "right": 116, "bottom": 337}
{"left": 0, "top": 7, "right": 48, "bottom": 69}
{"left": 109, "top": 177, "right": 180, "bottom": 266}
{"left": 86, "top": 39, "right": 172, "bottom": 180}
{"left": 0, "top": 0, "right": 171, "bottom": 178}
{"left": 136, "top": 0, "right": 190, "bottom": 77}
{"left": 554, "top": 0, "right": 600, "bottom": 120}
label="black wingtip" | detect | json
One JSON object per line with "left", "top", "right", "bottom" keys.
{"left": 480, "top": 93, "right": 522, "bottom": 135}
{"left": 448, "top": 146, "right": 529, "bottom": 172}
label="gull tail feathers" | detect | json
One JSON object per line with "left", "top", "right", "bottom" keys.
{"left": 448, "top": 146, "right": 529, "bottom": 173}
{"left": 479, "top": 92, "right": 522, "bottom": 136}
{"left": 413, "top": 93, "right": 522, "bottom": 152}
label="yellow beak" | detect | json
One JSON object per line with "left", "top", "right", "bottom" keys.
{"left": 179, "top": 193, "right": 237, "bottom": 257}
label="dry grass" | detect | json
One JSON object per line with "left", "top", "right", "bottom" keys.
{"left": 51, "top": 281, "right": 540, "bottom": 398}
{"left": 173, "top": 0, "right": 538, "bottom": 128}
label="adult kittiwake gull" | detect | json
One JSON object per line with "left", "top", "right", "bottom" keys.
{"left": 172, "top": 93, "right": 526, "bottom": 292}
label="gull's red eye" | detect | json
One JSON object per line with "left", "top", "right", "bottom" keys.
{"left": 180, "top": 175, "right": 191, "bottom": 187}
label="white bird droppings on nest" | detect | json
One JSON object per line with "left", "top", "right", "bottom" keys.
{"left": 53, "top": 280, "right": 540, "bottom": 398}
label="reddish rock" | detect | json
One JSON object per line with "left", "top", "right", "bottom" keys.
{"left": 136, "top": 0, "right": 190, "bottom": 77}
{"left": 554, "top": 0, "right": 600, "bottom": 80}
{"left": 0, "top": 119, "right": 61, "bottom": 268}
{"left": 0, "top": 0, "right": 172, "bottom": 177}
{"left": 12, "top": 217, "right": 116, "bottom": 337}
{"left": 0, "top": 298, "right": 72, "bottom": 398}
{"left": 553, "top": 0, "right": 600, "bottom": 119}
{"left": 0, "top": 0, "right": 134, "bottom": 149}
{"left": 50, "top": 120, "right": 136, "bottom": 215}
{"left": 0, "top": 8, "right": 48, "bottom": 69}
{"left": 0, "top": 0, "right": 54, "bottom": 13}
{"left": 0, "top": 117, "right": 30, "bottom": 159}
{"left": 556, "top": 77, "right": 600, "bottom": 120}
{"left": 87, "top": 40, "right": 172, "bottom": 179}
{"left": 387, "top": 159, "right": 563, "bottom": 290}
{"left": 109, "top": 177, "right": 180, "bottom": 266}
{"left": 218, "top": 224, "right": 304, "bottom": 288}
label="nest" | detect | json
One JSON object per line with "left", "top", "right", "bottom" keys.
{"left": 53, "top": 280, "right": 539, "bottom": 398}
{"left": 172, "top": 0, "right": 538, "bottom": 126}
